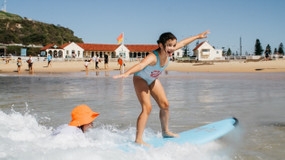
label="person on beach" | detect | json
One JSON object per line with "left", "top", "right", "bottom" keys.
{"left": 84, "top": 58, "right": 92, "bottom": 71}
{"left": 47, "top": 54, "right": 52, "bottom": 67}
{"left": 95, "top": 54, "right": 100, "bottom": 69}
{"left": 118, "top": 55, "right": 123, "bottom": 70}
{"left": 52, "top": 104, "right": 100, "bottom": 136}
{"left": 113, "top": 30, "right": 210, "bottom": 145}
{"left": 26, "top": 55, "right": 34, "bottom": 74}
{"left": 104, "top": 53, "right": 109, "bottom": 69}
{"left": 16, "top": 57, "right": 22, "bottom": 73}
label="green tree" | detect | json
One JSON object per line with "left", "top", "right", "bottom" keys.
{"left": 22, "top": 33, "right": 47, "bottom": 45}
{"left": 6, "top": 46, "right": 21, "bottom": 56}
{"left": 226, "top": 48, "right": 232, "bottom": 56}
{"left": 0, "top": 13, "right": 83, "bottom": 45}
{"left": 274, "top": 48, "right": 277, "bottom": 54}
{"left": 1, "top": 32, "right": 18, "bottom": 43}
{"left": 264, "top": 44, "right": 271, "bottom": 55}
{"left": 254, "top": 39, "right": 264, "bottom": 55}
{"left": 27, "top": 47, "right": 41, "bottom": 56}
{"left": 278, "top": 43, "right": 284, "bottom": 55}
{"left": 182, "top": 45, "right": 189, "bottom": 57}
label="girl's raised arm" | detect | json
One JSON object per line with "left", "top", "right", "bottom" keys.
{"left": 175, "top": 30, "right": 210, "bottom": 50}
{"left": 113, "top": 52, "right": 156, "bottom": 79}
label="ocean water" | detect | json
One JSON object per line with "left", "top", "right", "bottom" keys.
{"left": 0, "top": 71, "right": 285, "bottom": 160}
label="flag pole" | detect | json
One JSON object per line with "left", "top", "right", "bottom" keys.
{"left": 122, "top": 32, "right": 124, "bottom": 45}
{"left": 122, "top": 32, "right": 125, "bottom": 73}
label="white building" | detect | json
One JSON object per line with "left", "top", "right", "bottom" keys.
{"left": 62, "top": 42, "right": 84, "bottom": 58}
{"left": 41, "top": 42, "right": 184, "bottom": 61}
{"left": 40, "top": 42, "right": 84, "bottom": 59}
{"left": 193, "top": 41, "right": 224, "bottom": 61}
{"left": 116, "top": 44, "right": 130, "bottom": 59}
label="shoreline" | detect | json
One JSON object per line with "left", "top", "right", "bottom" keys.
{"left": 1, "top": 59, "right": 285, "bottom": 75}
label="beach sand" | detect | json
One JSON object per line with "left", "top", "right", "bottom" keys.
{"left": 1, "top": 58, "right": 285, "bottom": 75}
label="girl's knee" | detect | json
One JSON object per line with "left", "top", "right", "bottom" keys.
{"left": 142, "top": 105, "right": 152, "bottom": 115}
{"left": 160, "top": 101, "right": 169, "bottom": 110}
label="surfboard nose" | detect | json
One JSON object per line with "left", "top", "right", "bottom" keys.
{"left": 232, "top": 117, "right": 239, "bottom": 126}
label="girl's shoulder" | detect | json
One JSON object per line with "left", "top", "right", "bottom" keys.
{"left": 146, "top": 51, "right": 156, "bottom": 59}
{"left": 142, "top": 51, "right": 158, "bottom": 66}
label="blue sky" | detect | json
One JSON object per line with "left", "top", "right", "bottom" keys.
{"left": 4, "top": 0, "right": 285, "bottom": 54}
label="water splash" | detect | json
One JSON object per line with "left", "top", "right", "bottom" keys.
{"left": 0, "top": 109, "right": 233, "bottom": 160}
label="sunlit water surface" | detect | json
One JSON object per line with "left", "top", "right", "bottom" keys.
{"left": 0, "top": 71, "right": 285, "bottom": 160}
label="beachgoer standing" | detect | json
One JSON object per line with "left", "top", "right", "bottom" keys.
{"left": 47, "top": 54, "right": 52, "bottom": 67}
{"left": 95, "top": 54, "right": 100, "bottom": 69}
{"left": 17, "top": 57, "right": 22, "bottom": 73}
{"left": 118, "top": 56, "right": 123, "bottom": 70}
{"left": 84, "top": 58, "right": 92, "bottom": 71}
{"left": 104, "top": 53, "right": 109, "bottom": 69}
{"left": 113, "top": 30, "right": 210, "bottom": 145}
{"left": 27, "top": 55, "right": 34, "bottom": 74}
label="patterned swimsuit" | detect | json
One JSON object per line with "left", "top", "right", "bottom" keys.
{"left": 134, "top": 50, "right": 169, "bottom": 85}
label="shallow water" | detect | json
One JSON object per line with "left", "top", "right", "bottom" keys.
{"left": 0, "top": 71, "right": 285, "bottom": 160}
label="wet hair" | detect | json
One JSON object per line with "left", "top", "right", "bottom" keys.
{"left": 157, "top": 32, "right": 177, "bottom": 46}
{"left": 79, "top": 126, "right": 84, "bottom": 133}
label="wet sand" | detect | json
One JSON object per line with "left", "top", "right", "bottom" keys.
{"left": 1, "top": 58, "right": 285, "bottom": 75}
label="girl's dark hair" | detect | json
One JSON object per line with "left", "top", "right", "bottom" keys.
{"left": 157, "top": 32, "right": 177, "bottom": 45}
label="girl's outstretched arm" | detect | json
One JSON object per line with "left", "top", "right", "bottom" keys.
{"left": 175, "top": 30, "right": 210, "bottom": 50}
{"left": 113, "top": 52, "right": 156, "bottom": 79}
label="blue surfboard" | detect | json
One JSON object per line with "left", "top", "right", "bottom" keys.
{"left": 146, "top": 117, "right": 238, "bottom": 147}
{"left": 119, "top": 117, "right": 238, "bottom": 151}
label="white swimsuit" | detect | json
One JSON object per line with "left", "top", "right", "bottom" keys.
{"left": 134, "top": 50, "right": 169, "bottom": 85}
{"left": 52, "top": 124, "right": 84, "bottom": 136}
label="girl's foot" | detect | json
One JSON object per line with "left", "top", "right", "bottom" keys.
{"left": 162, "top": 131, "right": 179, "bottom": 138}
{"left": 135, "top": 140, "right": 150, "bottom": 147}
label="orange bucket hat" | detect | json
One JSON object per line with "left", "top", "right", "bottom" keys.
{"left": 69, "top": 104, "right": 99, "bottom": 127}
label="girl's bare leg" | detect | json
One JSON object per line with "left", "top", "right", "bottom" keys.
{"left": 133, "top": 76, "right": 152, "bottom": 144}
{"left": 150, "top": 79, "right": 178, "bottom": 138}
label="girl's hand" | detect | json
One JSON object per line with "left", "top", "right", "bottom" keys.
{"left": 113, "top": 74, "right": 128, "bottom": 79}
{"left": 197, "top": 30, "right": 210, "bottom": 39}
{"left": 112, "top": 75, "right": 122, "bottom": 79}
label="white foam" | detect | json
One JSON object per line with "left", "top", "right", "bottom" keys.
{"left": 0, "top": 109, "right": 233, "bottom": 160}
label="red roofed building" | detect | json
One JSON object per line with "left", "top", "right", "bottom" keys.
{"left": 77, "top": 43, "right": 119, "bottom": 59}
{"left": 41, "top": 42, "right": 184, "bottom": 61}
{"left": 193, "top": 41, "right": 224, "bottom": 61}
{"left": 40, "top": 42, "right": 84, "bottom": 59}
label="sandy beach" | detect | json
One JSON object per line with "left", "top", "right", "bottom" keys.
{"left": 1, "top": 58, "right": 285, "bottom": 75}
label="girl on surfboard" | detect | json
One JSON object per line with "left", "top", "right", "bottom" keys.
{"left": 113, "top": 30, "right": 210, "bottom": 145}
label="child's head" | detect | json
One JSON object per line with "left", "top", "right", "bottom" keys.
{"left": 157, "top": 32, "right": 177, "bottom": 46}
{"left": 157, "top": 32, "right": 177, "bottom": 55}
{"left": 69, "top": 104, "right": 99, "bottom": 132}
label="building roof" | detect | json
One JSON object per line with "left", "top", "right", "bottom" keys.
{"left": 77, "top": 43, "right": 119, "bottom": 51}
{"left": 41, "top": 43, "right": 158, "bottom": 53}
{"left": 192, "top": 41, "right": 206, "bottom": 51}
{"left": 60, "top": 42, "right": 71, "bottom": 49}
{"left": 40, "top": 44, "right": 58, "bottom": 50}
{"left": 125, "top": 44, "right": 158, "bottom": 52}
